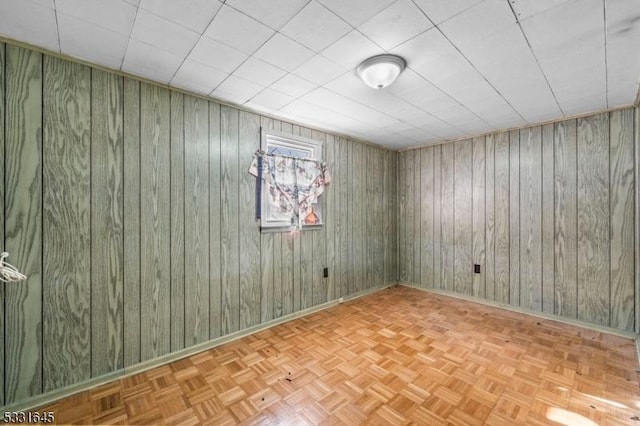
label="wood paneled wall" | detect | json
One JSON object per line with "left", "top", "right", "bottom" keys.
{"left": 398, "top": 108, "right": 638, "bottom": 333}
{"left": 0, "top": 43, "right": 398, "bottom": 407}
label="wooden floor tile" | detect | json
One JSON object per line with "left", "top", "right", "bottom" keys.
{"left": 31, "top": 286, "right": 639, "bottom": 425}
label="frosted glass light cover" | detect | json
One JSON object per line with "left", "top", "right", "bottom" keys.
{"left": 356, "top": 54, "right": 406, "bottom": 89}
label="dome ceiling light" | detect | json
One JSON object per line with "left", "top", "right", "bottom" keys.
{"left": 356, "top": 54, "right": 406, "bottom": 89}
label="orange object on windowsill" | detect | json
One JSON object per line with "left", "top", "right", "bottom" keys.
{"left": 304, "top": 207, "right": 319, "bottom": 225}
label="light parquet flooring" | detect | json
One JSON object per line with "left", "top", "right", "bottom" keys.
{"left": 35, "top": 286, "right": 640, "bottom": 425}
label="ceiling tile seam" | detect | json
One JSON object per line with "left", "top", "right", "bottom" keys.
{"left": 119, "top": 3, "right": 140, "bottom": 70}
{"left": 401, "top": 61, "right": 497, "bottom": 132}
{"left": 52, "top": 0, "right": 61, "bottom": 52}
{"left": 432, "top": 25, "right": 526, "bottom": 123}
{"left": 603, "top": 0, "right": 609, "bottom": 109}
{"left": 316, "top": 86, "right": 435, "bottom": 135}
{"left": 301, "top": 0, "right": 358, "bottom": 47}
{"left": 166, "top": 5, "right": 226, "bottom": 85}
{"left": 136, "top": 1, "right": 222, "bottom": 35}
{"left": 258, "top": 70, "right": 348, "bottom": 113}
{"left": 506, "top": 0, "right": 565, "bottom": 116}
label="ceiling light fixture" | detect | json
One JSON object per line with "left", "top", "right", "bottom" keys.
{"left": 356, "top": 54, "right": 406, "bottom": 89}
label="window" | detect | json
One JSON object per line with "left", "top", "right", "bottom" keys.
{"left": 257, "top": 127, "right": 325, "bottom": 232}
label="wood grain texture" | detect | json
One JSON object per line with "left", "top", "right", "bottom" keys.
{"left": 485, "top": 135, "right": 496, "bottom": 301}
{"left": 90, "top": 69, "right": 124, "bottom": 377}
{"left": 519, "top": 127, "right": 542, "bottom": 311}
{"left": 299, "top": 127, "right": 314, "bottom": 308}
{"left": 420, "top": 147, "right": 433, "bottom": 288}
{"left": 608, "top": 109, "right": 634, "bottom": 330}
{"left": 43, "top": 56, "right": 91, "bottom": 390}
{"left": 374, "top": 148, "right": 385, "bottom": 288}
{"left": 383, "top": 149, "right": 394, "bottom": 283}
{"left": 346, "top": 141, "right": 355, "bottom": 295}
{"left": 509, "top": 130, "right": 520, "bottom": 306}
{"left": 259, "top": 117, "right": 275, "bottom": 321}
{"left": 325, "top": 133, "right": 336, "bottom": 300}
{"left": 554, "top": 120, "right": 578, "bottom": 319}
{"left": 209, "top": 102, "right": 222, "bottom": 338}
{"left": 239, "top": 111, "right": 261, "bottom": 327}
{"left": 433, "top": 146, "right": 442, "bottom": 289}
{"left": 337, "top": 137, "right": 349, "bottom": 296}
{"left": 541, "top": 124, "right": 555, "bottom": 314}
{"left": 0, "top": 42, "right": 4, "bottom": 407}
{"left": 169, "top": 91, "right": 185, "bottom": 351}
{"left": 140, "top": 83, "right": 171, "bottom": 361}
{"left": 4, "top": 45, "right": 43, "bottom": 404}
{"left": 270, "top": 120, "right": 283, "bottom": 317}
{"left": 123, "top": 78, "right": 141, "bottom": 367}
{"left": 413, "top": 146, "right": 421, "bottom": 284}
{"left": 635, "top": 107, "right": 640, "bottom": 335}
{"left": 353, "top": 142, "right": 365, "bottom": 292}
{"left": 221, "top": 106, "right": 240, "bottom": 334}
{"left": 398, "top": 150, "right": 407, "bottom": 282}
{"left": 405, "top": 150, "right": 415, "bottom": 284}
{"left": 311, "top": 129, "right": 327, "bottom": 305}
{"left": 577, "top": 113, "right": 610, "bottom": 326}
{"left": 280, "top": 121, "right": 294, "bottom": 314}
{"left": 494, "top": 132, "right": 510, "bottom": 304}
{"left": 390, "top": 151, "right": 398, "bottom": 282}
{"left": 185, "top": 95, "right": 210, "bottom": 344}
{"left": 441, "top": 143, "right": 455, "bottom": 292}
{"left": 454, "top": 139, "right": 473, "bottom": 295}
{"left": 472, "top": 136, "right": 486, "bottom": 298}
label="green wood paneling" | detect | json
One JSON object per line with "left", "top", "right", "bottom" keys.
{"left": 472, "top": 137, "right": 485, "bottom": 298}
{"left": 238, "top": 111, "right": 261, "bottom": 328}
{"left": 140, "top": 83, "right": 171, "bottom": 361}
{"left": 184, "top": 95, "right": 210, "bottom": 344}
{"left": 90, "top": 69, "right": 124, "bottom": 377}
{"left": 170, "top": 91, "right": 185, "bottom": 351}
{"left": 454, "top": 139, "right": 473, "bottom": 295}
{"left": 123, "top": 78, "right": 141, "bottom": 367}
{"left": 209, "top": 101, "right": 222, "bottom": 338}
{"left": 42, "top": 56, "right": 92, "bottom": 392}
{"left": 5, "top": 45, "right": 43, "bottom": 404}
{"left": 577, "top": 113, "right": 610, "bottom": 326}
{"left": 0, "top": 42, "right": 5, "bottom": 407}
{"left": 220, "top": 105, "right": 240, "bottom": 334}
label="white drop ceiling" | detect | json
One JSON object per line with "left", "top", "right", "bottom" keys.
{"left": 0, "top": 0, "right": 639, "bottom": 149}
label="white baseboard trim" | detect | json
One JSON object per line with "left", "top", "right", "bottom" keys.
{"left": 2, "top": 283, "right": 394, "bottom": 412}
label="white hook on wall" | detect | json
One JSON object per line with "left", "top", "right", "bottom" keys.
{"left": 0, "top": 252, "right": 27, "bottom": 283}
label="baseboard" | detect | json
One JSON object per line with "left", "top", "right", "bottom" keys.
{"left": 1, "top": 283, "right": 394, "bottom": 412}
{"left": 399, "top": 283, "right": 639, "bottom": 341}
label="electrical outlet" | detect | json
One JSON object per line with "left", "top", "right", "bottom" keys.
{"left": 323, "top": 267, "right": 328, "bottom": 278}
{"left": 338, "top": 297, "right": 344, "bottom": 303}
{"left": 474, "top": 264, "right": 481, "bottom": 274}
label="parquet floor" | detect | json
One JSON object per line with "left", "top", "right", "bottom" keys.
{"left": 36, "top": 286, "right": 639, "bottom": 425}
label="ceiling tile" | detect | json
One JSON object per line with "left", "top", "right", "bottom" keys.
{"left": 233, "top": 57, "right": 286, "bottom": 87}
{"left": 605, "top": 0, "right": 640, "bottom": 105}
{"left": 130, "top": 9, "right": 200, "bottom": 57}
{"left": 139, "top": 0, "right": 222, "bottom": 33}
{"left": 316, "top": 0, "right": 396, "bottom": 27}
{"left": 248, "top": 88, "right": 294, "bottom": 110}
{"left": 280, "top": 1, "right": 351, "bottom": 52}
{"left": 292, "top": 55, "right": 346, "bottom": 85}
{"left": 302, "top": 88, "right": 397, "bottom": 127}
{"left": 320, "top": 30, "right": 383, "bottom": 70}
{"left": 0, "top": 0, "right": 59, "bottom": 51}
{"left": 412, "top": 0, "right": 485, "bottom": 25}
{"left": 254, "top": 33, "right": 315, "bottom": 71}
{"left": 203, "top": 5, "right": 274, "bottom": 55}
{"left": 58, "top": 12, "right": 128, "bottom": 69}
{"left": 211, "top": 75, "right": 264, "bottom": 104}
{"left": 189, "top": 37, "right": 248, "bottom": 73}
{"left": 170, "top": 59, "right": 228, "bottom": 95}
{"left": 520, "top": 0, "right": 605, "bottom": 113}
{"left": 391, "top": 29, "right": 522, "bottom": 126}
{"left": 358, "top": 0, "right": 433, "bottom": 50}
{"left": 123, "top": 39, "right": 184, "bottom": 83}
{"left": 56, "top": 0, "right": 137, "bottom": 36}
{"left": 225, "top": 0, "right": 308, "bottom": 30}
{"left": 269, "top": 73, "right": 317, "bottom": 98}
